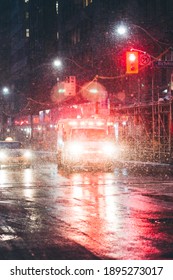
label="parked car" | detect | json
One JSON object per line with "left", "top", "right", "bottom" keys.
{"left": 0, "top": 139, "right": 33, "bottom": 168}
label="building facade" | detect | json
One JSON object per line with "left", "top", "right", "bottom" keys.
{"left": 0, "top": 0, "right": 173, "bottom": 112}
{"left": 0, "top": 0, "right": 59, "bottom": 113}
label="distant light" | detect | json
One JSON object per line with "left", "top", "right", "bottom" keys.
{"left": 96, "top": 121, "right": 104, "bottom": 126}
{"left": 26, "top": 28, "right": 30, "bottom": 37}
{"left": 163, "top": 89, "right": 168, "bottom": 94}
{"left": 56, "top": 1, "right": 59, "bottom": 14}
{"left": 117, "top": 25, "right": 127, "bottom": 35}
{"left": 2, "top": 87, "right": 9, "bottom": 95}
{"left": 89, "top": 88, "right": 98, "bottom": 94}
{"left": 69, "top": 121, "right": 78, "bottom": 126}
{"left": 53, "top": 59, "right": 62, "bottom": 68}
{"left": 5, "top": 137, "right": 13, "bottom": 141}
{"left": 122, "top": 121, "right": 127, "bottom": 126}
{"left": 58, "top": 88, "right": 65, "bottom": 93}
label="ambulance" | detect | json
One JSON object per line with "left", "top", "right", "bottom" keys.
{"left": 56, "top": 115, "right": 120, "bottom": 170}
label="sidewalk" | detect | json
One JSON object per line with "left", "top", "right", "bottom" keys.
{"left": 116, "top": 159, "right": 173, "bottom": 175}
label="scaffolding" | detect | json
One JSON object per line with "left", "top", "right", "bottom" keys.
{"left": 113, "top": 100, "right": 173, "bottom": 163}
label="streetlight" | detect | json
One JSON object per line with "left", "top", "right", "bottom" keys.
{"left": 53, "top": 57, "right": 88, "bottom": 70}
{"left": 53, "top": 58, "right": 86, "bottom": 94}
{"left": 116, "top": 23, "right": 170, "bottom": 48}
{"left": 1, "top": 87, "right": 11, "bottom": 139}
{"left": 52, "top": 57, "right": 94, "bottom": 100}
{"left": 116, "top": 24, "right": 128, "bottom": 36}
{"left": 2, "top": 87, "right": 10, "bottom": 95}
{"left": 53, "top": 59, "right": 62, "bottom": 68}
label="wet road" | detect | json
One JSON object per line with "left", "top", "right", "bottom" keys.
{"left": 0, "top": 157, "right": 173, "bottom": 260}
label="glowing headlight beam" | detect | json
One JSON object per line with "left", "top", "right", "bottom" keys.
{"left": 102, "top": 143, "right": 118, "bottom": 155}
{"left": 0, "top": 151, "right": 7, "bottom": 159}
{"left": 23, "top": 150, "right": 32, "bottom": 158}
{"left": 67, "top": 142, "right": 83, "bottom": 155}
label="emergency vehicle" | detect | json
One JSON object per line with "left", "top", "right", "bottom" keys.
{"left": 56, "top": 115, "right": 121, "bottom": 169}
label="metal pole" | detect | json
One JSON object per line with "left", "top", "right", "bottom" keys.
{"left": 169, "top": 100, "right": 172, "bottom": 157}
{"left": 138, "top": 76, "right": 141, "bottom": 104}
{"left": 151, "top": 65, "right": 155, "bottom": 159}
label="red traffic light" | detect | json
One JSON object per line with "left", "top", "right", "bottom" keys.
{"left": 126, "top": 51, "right": 139, "bottom": 74}
{"left": 129, "top": 53, "right": 137, "bottom": 62}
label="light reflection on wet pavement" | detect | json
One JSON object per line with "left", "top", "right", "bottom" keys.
{"left": 0, "top": 162, "right": 173, "bottom": 259}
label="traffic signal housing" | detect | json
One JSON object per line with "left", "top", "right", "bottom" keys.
{"left": 126, "top": 51, "right": 139, "bottom": 74}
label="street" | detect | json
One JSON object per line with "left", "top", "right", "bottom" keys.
{"left": 0, "top": 154, "right": 173, "bottom": 260}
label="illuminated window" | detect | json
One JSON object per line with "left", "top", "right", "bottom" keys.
{"left": 26, "top": 29, "right": 30, "bottom": 37}
{"left": 71, "top": 28, "right": 80, "bottom": 45}
{"left": 56, "top": 1, "right": 59, "bottom": 14}
{"left": 25, "top": 11, "right": 29, "bottom": 19}
{"left": 83, "top": 0, "right": 92, "bottom": 8}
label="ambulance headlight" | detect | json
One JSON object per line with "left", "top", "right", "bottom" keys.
{"left": 102, "top": 142, "right": 117, "bottom": 155}
{"left": 0, "top": 151, "right": 7, "bottom": 160}
{"left": 24, "top": 150, "right": 32, "bottom": 158}
{"left": 67, "top": 142, "right": 83, "bottom": 155}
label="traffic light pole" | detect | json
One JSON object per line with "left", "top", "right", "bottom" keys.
{"left": 137, "top": 77, "right": 141, "bottom": 104}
